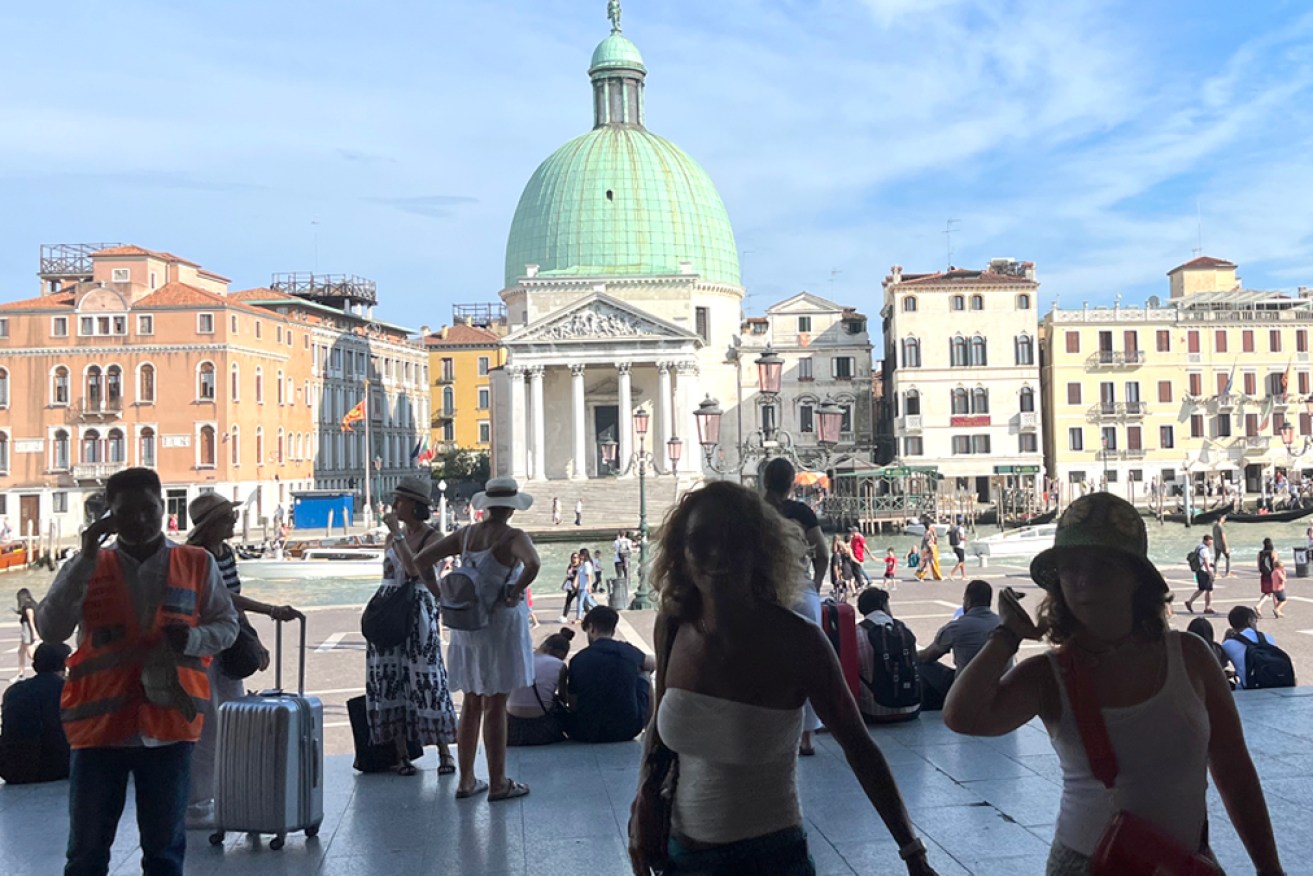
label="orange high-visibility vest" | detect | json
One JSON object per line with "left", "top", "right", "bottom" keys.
{"left": 61, "top": 545, "right": 212, "bottom": 749}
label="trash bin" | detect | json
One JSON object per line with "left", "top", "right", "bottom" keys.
{"left": 608, "top": 577, "right": 629, "bottom": 609}
{"left": 1294, "top": 547, "right": 1309, "bottom": 578}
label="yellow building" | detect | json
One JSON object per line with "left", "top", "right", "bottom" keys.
{"left": 424, "top": 323, "right": 505, "bottom": 453}
{"left": 1041, "top": 256, "right": 1313, "bottom": 504}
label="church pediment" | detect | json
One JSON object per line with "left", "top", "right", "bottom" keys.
{"left": 505, "top": 293, "right": 699, "bottom": 345}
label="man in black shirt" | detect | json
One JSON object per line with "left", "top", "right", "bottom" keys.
{"left": 564, "top": 607, "right": 655, "bottom": 743}
{"left": 0, "top": 642, "right": 72, "bottom": 784}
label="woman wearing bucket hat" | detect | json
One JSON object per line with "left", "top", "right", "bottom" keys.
{"left": 372, "top": 476, "right": 459, "bottom": 776}
{"left": 413, "top": 477, "right": 541, "bottom": 801}
{"left": 942, "top": 493, "right": 1282, "bottom": 876}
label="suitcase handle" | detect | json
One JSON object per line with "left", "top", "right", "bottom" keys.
{"left": 272, "top": 616, "right": 307, "bottom": 695}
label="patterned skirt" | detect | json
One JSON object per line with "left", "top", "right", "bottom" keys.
{"left": 365, "top": 581, "right": 458, "bottom": 746}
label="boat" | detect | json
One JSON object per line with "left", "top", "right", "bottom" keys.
{"left": 902, "top": 520, "right": 950, "bottom": 538}
{"left": 1225, "top": 505, "right": 1313, "bottom": 524}
{"left": 1008, "top": 509, "right": 1056, "bottom": 528}
{"left": 0, "top": 542, "right": 28, "bottom": 572}
{"left": 1160, "top": 505, "right": 1230, "bottom": 525}
{"left": 970, "top": 523, "right": 1058, "bottom": 560}
{"left": 237, "top": 548, "right": 385, "bottom": 580}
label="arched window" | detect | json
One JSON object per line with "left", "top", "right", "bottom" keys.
{"left": 951, "top": 295, "right": 965, "bottom": 311}
{"left": 199, "top": 425, "right": 216, "bottom": 467}
{"left": 139, "top": 427, "right": 156, "bottom": 467}
{"left": 0, "top": 432, "right": 8, "bottom": 472}
{"left": 52, "top": 430, "right": 70, "bottom": 469}
{"left": 971, "top": 387, "right": 989, "bottom": 414}
{"left": 969, "top": 336, "right": 988, "bottom": 366}
{"left": 197, "top": 362, "right": 216, "bottom": 401}
{"left": 1020, "top": 387, "right": 1035, "bottom": 412}
{"left": 82, "top": 428, "right": 102, "bottom": 463}
{"left": 1017, "top": 293, "right": 1031, "bottom": 310}
{"left": 0, "top": 367, "right": 8, "bottom": 408}
{"left": 106, "top": 365, "right": 122, "bottom": 407}
{"left": 442, "top": 386, "right": 455, "bottom": 414}
{"left": 950, "top": 336, "right": 968, "bottom": 367}
{"left": 1015, "top": 334, "right": 1034, "bottom": 365}
{"left": 86, "top": 366, "right": 103, "bottom": 408}
{"left": 904, "top": 389, "right": 921, "bottom": 416}
{"left": 52, "top": 366, "right": 70, "bottom": 406}
{"left": 901, "top": 338, "right": 921, "bottom": 368}
{"left": 256, "top": 427, "right": 264, "bottom": 465}
{"left": 231, "top": 426, "right": 240, "bottom": 465}
{"left": 277, "top": 428, "right": 285, "bottom": 464}
{"left": 902, "top": 296, "right": 918, "bottom": 312}
{"left": 304, "top": 379, "right": 311, "bottom": 407}
{"left": 255, "top": 368, "right": 264, "bottom": 404}
{"left": 231, "top": 363, "right": 240, "bottom": 401}
{"left": 951, "top": 388, "right": 970, "bottom": 415}
{"left": 970, "top": 294, "right": 984, "bottom": 311}
{"left": 106, "top": 428, "right": 125, "bottom": 463}
{"left": 277, "top": 370, "right": 285, "bottom": 405}
{"left": 138, "top": 364, "right": 155, "bottom": 404}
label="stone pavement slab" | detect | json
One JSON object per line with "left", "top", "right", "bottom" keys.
{"left": 6, "top": 691, "right": 1313, "bottom": 874}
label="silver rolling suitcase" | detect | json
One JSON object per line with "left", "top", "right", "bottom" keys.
{"left": 209, "top": 617, "right": 323, "bottom": 850}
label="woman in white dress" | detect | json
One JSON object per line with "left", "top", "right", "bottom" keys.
{"left": 415, "top": 477, "right": 541, "bottom": 802}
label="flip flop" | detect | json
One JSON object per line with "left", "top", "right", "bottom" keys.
{"left": 488, "top": 779, "right": 530, "bottom": 802}
{"left": 395, "top": 762, "right": 417, "bottom": 777}
{"left": 456, "top": 779, "right": 489, "bottom": 799}
{"left": 438, "top": 760, "right": 457, "bottom": 775}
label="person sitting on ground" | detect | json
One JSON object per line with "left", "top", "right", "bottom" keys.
{"left": 1221, "top": 606, "right": 1280, "bottom": 690}
{"left": 854, "top": 588, "right": 921, "bottom": 724}
{"left": 0, "top": 642, "right": 72, "bottom": 784}
{"left": 564, "top": 606, "right": 654, "bottom": 743}
{"left": 916, "top": 579, "right": 1004, "bottom": 711}
{"left": 507, "top": 628, "right": 574, "bottom": 746}
{"left": 1186, "top": 616, "right": 1236, "bottom": 689}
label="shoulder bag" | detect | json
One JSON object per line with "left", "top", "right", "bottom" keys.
{"left": 1057, "top": 648, "right": 1221, "bottom": 876}
{"left": 628, "top": 618, "right": 679, "bottom": 875}
{"left": 219, "top": 611, "right": 264, "bottom": 679}
{"left": 361, "top": 528, "right": 435, "bottom": 649}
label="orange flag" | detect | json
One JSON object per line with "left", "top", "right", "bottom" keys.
{"left": 340, "top": 399, "right": 365, "bottom": 432}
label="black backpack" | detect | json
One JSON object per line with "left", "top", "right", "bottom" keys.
{"left": 858, "top": 619, "right": 921, "bottom": 709}
{"left": 1187, "top": 547, "right": 1203, "bottom": 573}
{"left": 948, "top": 526, "right": 962, "bottom": 547}
{"left": 1239, "top": 631, "right": 1296, "bottom": 689}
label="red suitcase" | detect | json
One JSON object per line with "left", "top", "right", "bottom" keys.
{"left": 821, "top": 600, "right": 860, "bottom": 703}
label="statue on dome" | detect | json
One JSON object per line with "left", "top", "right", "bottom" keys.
{"left": 608, "top": 0, "right": 622, "bottom": 33}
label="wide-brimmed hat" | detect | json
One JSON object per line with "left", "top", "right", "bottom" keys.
{"left": 1029, "top": 492, "right": 1167, "bottom": 594}
{"left": 390, "top": 476, "right": 434, "bottom": 508}
{"left": 472, "top": 477, "right": 534, "bottom": 511}
{"left": 188, "top": 494, "right": 240, "bottom": 534}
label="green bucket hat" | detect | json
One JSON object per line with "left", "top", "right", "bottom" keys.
{"left": 1029, "top": 492, "right": 1168, "bottom": 595}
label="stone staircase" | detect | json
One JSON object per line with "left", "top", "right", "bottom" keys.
{"left": 513, "top": 475, "right": 699, "bottom": 535}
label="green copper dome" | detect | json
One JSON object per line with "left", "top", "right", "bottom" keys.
{"left": 590, "top": 33, "right": 646, "bottom": 73}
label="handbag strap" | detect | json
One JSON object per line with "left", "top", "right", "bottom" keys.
{"left": 1056, "top": 648, "right": 1119, "bottom": 790}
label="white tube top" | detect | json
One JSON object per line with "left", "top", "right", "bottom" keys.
{"left": 657, "top": 688, "right": 804, "bottom": 845}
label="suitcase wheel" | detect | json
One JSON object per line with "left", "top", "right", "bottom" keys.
{"left": 208, "top": 832, "right": 224, "bottom": 847}
{"left": 270, "top": 835, "right": 286, "bottom": 851}
{"left": 306, "top": 824, "right": 320, "bottom": 839}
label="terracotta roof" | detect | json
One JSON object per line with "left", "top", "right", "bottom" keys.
{"left": 0, "top": 291, "right": 76, "bottom": 311}
{"left": 424, "top": 324, "right": 501, "bottom": 346}
{"left": 1168, "top": 256, "right": 1236, "bottom": 274}
{"left": 91, "top": 245, "right": 199, "bottom": 267}
{"left": 230, "top": 287, "right": 299, "bottom": 302}
{"left": 132, "top": 282, "right": 269, "bottom": 317}
{"left": 895, "top": 267, "right": 1037, "bottom": 287}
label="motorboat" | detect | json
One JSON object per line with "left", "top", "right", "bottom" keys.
{"left": 0, "top": 541, "right": 28, "bottom": 572}
{"left": 970, "top": 523, "right": 1058, "bottom": 560}
{"left": 902, "top": 520, "right": 950, "bottom": 538}
{"left": 237, "top": 548, "right": 385, "bottom": 580}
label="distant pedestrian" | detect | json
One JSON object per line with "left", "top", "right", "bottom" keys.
{"left": 1256, "top": 555, "right": 1288, "bottom": 620}
{"left": 575, "top": 497, "right": 583, "bottom": 526}
{"left": 12, "top": 588, "right": 37, "bottom": 681}
{"left": 0, "top": 517, "right": 12, "bottom": 540}
{"left": 947, "top": 518, "right": 968, "bottom": 580}
{"left": 166, "top": 512, "right": 179, "bottom": 533}
{"left": 830, "top": 534, "right": 854, "bottom": 600}
{"left": 559, "top": 552, "right": 582, "bottom": 623}
{"left": 552, "top": 496, "right": 562, "bottom": 526}
{"left": 572, "top": 548, "right": 599, "bottom": 622}
{"left": 1184, "top": 534, "right": 1216, "bottom": 614}
{"left": 847, "top": 527, "right": 871, "bottom": 587}
{"left": 915, "top": 523, "right": 943, "bottom": 581}
{"left": 1258, "top": 536, "right": 1277, "bottom": 604}
{"left": 883, "top": 547, "right": 899, "bottom": 591}
{"left": 1212, "top": 514, "right": 1232, "bottom": 577}
{"left": 614, "top": 530, "right": 633, "bottom": 581}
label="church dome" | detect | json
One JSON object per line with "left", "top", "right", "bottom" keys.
{"left": 503, "top": 13, "right": 740, "bottom": 290}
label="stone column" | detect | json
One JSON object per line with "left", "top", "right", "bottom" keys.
{"left": 617, "top": 363, "right": 633, "bottom": 476}
{"left": 676, "top": 360, "right": 700, "bottom": 474}
{"left": 571, "top": 364, "right": 587, "bottom": 480}
{"left": 508, "top": 366, "right": 527, "bottom": 479}
{"left": 529, "top": 366, "right": 546, "bottom": 480}
{"left": 657, "top": 362, "right": 673, "bottom": 472}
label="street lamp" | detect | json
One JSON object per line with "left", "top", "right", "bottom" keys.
{"left": 372, "top": 455, "right": 383, "bottom": 516}
{"left": 756, "top": 345, "right": 784, "bottom": 397}
{"left": 695, "top": 390, "right": 844, "bottom": 480}
{"left": 630, "top": 407, "right": 654, "bottom": 610}
{"left": 437, "top": 478, "right": 448, "bottom": 533}
{"left": 1100, "top": 436, "right": 1110, "bottom": 490}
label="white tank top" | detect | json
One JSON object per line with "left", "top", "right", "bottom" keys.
{"left": 1044, "top": 632, "right": 1210, "bottom": 856}
{"left": 657, "top": 688, "right": 804, "bottom": 845}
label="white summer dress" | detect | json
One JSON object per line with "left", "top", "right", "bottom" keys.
{"left": 445, "top": 540, "right": 534, "bottom": 696}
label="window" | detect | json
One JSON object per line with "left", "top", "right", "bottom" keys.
{"left": 106, "top": 365, "right": 122, "bottom": 407}
{"left": 82, "top": 429, "right": 102, "bottom": 463}
{"left": 150, "top": 271, "right": 157, "bottom": 289}
{"left": 904, "top": 390, "right": 921, "bottom": 415}
{"left": 52, "top": 317, "right": 68, "bottom": 337}
{"left": 798, "top": 357, "right": 814, "bottom": 381}
{"left": 696, "top": 307, "right": 710, "bottom": 342}
{"left": 951, "top": 388, "right": 970, "bottom": 414}
{"left": 1270, "top": 330, "right": 1282, "bottom": 353}
{"left": 140, "top": 427, "right": 156, "bottom": 467}
{"left": 80, "top": 317, "right": 94, "bottom": 336}
{"left": 902, "top": 296, "right": 917, "bottom": 312}
{"left": 1303, "top": 413, "right": 1313, "bottom": 435}
{"left": 255, "top": 428, "right": 264, "bottom": 465}
{"left": 1069, "top": 428, "right": 1084, "bottom": 451}
{"left": 277, "top": 428, "right": 285, "bottom": 464}
{"left": 969, "top": 336, "right": 987, "bottom": 366}
{"left": 950, "top": 337, "right": 969, "bottom": 367}
{"left": 1187, "top": 331, "right": 1200, "bottom": 354}
{"left": 112, "top": 268, "right": 130, "bottom": 282}
{"left": 1157, "top": 381, "right": 1172, "bottom": 403}
{"left": 1299, "top": 330, "right": 1309, "bottom": 353}
{"left": 277, "top": 326, "right": 283, "bottom": 344}
{"left": 904, "top": 437, "right": 923, "bottom": 456}
{"left": 1020, "top": 387, "right": 1035, "bottom": 412}
{"left": 478, "top": 421, "right": 491, "bottom": 444}
{"left": 1100, "top": 427, "right": 1117, "bottom": 451}
{"left": 1215, "top": 330, "right": 1227, "bottom": 353}
{"left": 1156, "top": 330, "right": 1170, "bottom": 352}
{"left": 972, "top": 435, "right": 990, "bottom": 453}
{"left": 839, "top": 404, "right": 853, "bottom": 434}
{"left": 199, "top": 426, "right": 216, "bottom": 467}
{"left": 952, "top": 435, "right": 970, "bottom": 454}
{"left": 52, "top": 366, "right": 69, "bottom": 405}
{"left": 442, "top": 422, "right": 454, "bottom": 442}
{"left": 0, "top": 432, "right": 7, "bottom": 472}
{"left": 970, "top": 295, "right": 984, "bottom": 311}
{"left": 86, "top": 366, "right": 102, "bottom": 408}
{"left": 1067, "top": 382, "right": 1083, "bottom": 405}
{"left": 231, "top": 315, "right": 239, "bottom": 333}
{"left": 230, "top": 364, "right": 240, "bottom": 401}
{"left": 1302, "top": 372, "right": 1311, "bottom": 395}
{"left": 53, "top": 492, "right": 68, "bottom": 513}
{"left": 1266, "top": 372, "right": 1285, "bottom": 397}
{"left": 478, "top": 356, "right": 490, "bottom": 376}
{"left": 1160, "top": 425, "right": 1174, "bottom": 449}
{"left": 1065, "top": 331, "right": 1081, "bottom": 354}
{"left": 197, "top": 313, "right": 214, "bottom": 334}
{"left": 0, "top": 368, "right": 7, "bottom": 408}
{"left": 1019, "top": 433, "right": 1038, "bottom": 452}
{"left": 1188, "top": 373, "right": 1202, "bottom": 396}
{"left": 255, "top": 368, "right": 264, "bottom": 404}
{"left": 52, "top": 430, "right": 69, "bottom": 469}
{"left": 951, "top": 295, "right": 965, "bottom": 311}
{"left": 197, "top": 362, "right": 216, "bottom": 401}
{"left": 1126, "top": 426, "right": 1142, "bottom": 451}
{"left": 1216, "top": 415, "right": 1232, "bottom": 438}
{"left": 106, "top": 428, "right": 125, "bottom": 463}
{"left": 478, "top": 387, "right": 490, "bottom": 410}
{"left": 137, "top": 315, "right": 153, "bottom": 335}
{"left": 277, "top": 370, "right": 285, "bottom": 405}
{"left": 254, "top": 322, "right": 262, "bottom": 339}
{"left": 901, "top": 338, "right": 921, "bottom": 368}
{"left": 797, "top": 316, "right": 811, "bottom": 332}
{"left": 1242, "top": 330, "right": 1254, "bottom": 353}
{"left": 1015, "top": 335, "right": 1034, "bottom": 365}
{"left": 971, "top": 387, "right": 989, "bottom": 414}
{"left": 1016, "top": 294, "right": 1031, "bottom": 310}
{"left": 1244, "top": 372, "right": 1256, "bottom": 395}
{"left": 442, "top": 386, "right": 455, "bottom": 414}
{"left": 1190, "top": 414, "right": 1203, "bottom": 438}
{"left": 832, "top": 357, "right": 854, "bottom": 380}
{"left": 225, "top": 425, "right": 237, "bottom": 466}
{"left": 799, "top": 404, "right": 814, "bottom": 433}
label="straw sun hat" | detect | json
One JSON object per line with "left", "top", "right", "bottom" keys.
{"left": 471, "top": 477, "right": 534, "bottom": 511}
{"left": 390, "top": 476, "right": 435, "bottom": 508}
{"left": 187, "top": 494, "right": 240, "bottom": 534}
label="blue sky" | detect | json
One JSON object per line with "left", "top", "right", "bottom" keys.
{"left": 2, "top": 0, "right": 1312, "bottom": 327}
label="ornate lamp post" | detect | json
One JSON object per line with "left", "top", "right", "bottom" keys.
{"left": 437, "top": 478, "right": 448, "bottom": 533}
{"left": 695, "top": 392, "right": 843, "bottom": 478}
{"left": 626, "top": 407, "right": 680, "bottom": 610}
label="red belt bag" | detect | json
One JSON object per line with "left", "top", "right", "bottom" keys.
{"left": 1057, "top": 649, "right": 1222, "bottom": 876}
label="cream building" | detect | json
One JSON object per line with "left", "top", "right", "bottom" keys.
{"left": 879, "top": 260, "right": 1044, "bottom": 502}
{"left": 1041, "top": 256, "right": 1313, "bottom": 501}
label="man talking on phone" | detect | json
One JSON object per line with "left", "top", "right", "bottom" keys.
{"left": 39, "top": 468, "right": 237, "bottom": 876}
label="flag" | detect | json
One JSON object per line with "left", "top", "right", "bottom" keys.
{"left": 340, "top": 399, "right": 365, "bottom": 432}
{"left": 417, "top": 439, "right": 433, "bottom": 464}
{"left": 1260, "top": 395, "right": 1275, "bottom": 432}
{"left": 1222, "top": 361, "right": 1236, "bottom": 398}
{"left": 409, "top": 439, "right": 423, "bottom": 461}
{"left": 1282, "top": 360, "right": 1292, "bottom": 396}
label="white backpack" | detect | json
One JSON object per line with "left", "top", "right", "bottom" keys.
{"left": 439, "top": 527, "right": 514, "bottom": 631}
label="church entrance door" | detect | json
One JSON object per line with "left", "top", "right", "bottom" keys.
{"left": 595, "top": 405, "right": 619, "bottom": 476}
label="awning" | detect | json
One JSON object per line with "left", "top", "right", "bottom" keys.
{"left": 794, "top": 471, "right": 830, "bottom": 489}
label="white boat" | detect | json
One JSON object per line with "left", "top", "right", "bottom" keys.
{"left": 970, "top": 524, "right": 1058, "bottom": 560}
{"left": 238, "top": 548, "right": 385, "bottom": 580}
{"left": 903, "top": 520, "right": 951, "bottom": 538}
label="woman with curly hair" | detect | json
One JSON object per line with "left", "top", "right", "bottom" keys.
{"left": 944, "top": 492, "right": 1282, "bottom": 876}
{"left": 628, "top": 481, "right": 936, "bottom": 876}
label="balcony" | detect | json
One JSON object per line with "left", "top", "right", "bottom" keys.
{"left": 1216, "top": 394, "right": 1236, "bottom": 410}
{"left": 435, "top": 374, "right": 456, "bottom": 385}
{"left": 1123, "top": 400, "right": 1148, "bottom": 418}
{"left": 1271, "top": 394, "right": 1290, "bottom": 408}
{"left": 1088, "top": 401, "right": 1146, "bottom": 420}
{"left": 1018, "top": 411, "right": 1038, "bottom": 431}
{"left": 898, "top": 414, "right": 922, "bottom": 433}
{"left": 1096, "top": 448, "right": 1121, "bottom": 461}
{"left": 72, "top": 397, "right": 124, "bottom": 422}
{"left": 1242, "top": 436, "right": 1271, "bottom": 453}
{"left": 1089, "top": 402, "right": 1120, "bottom": 420}
{"left": 430, "top": 409, "right": 457, "bottom": 426}
{"left": 1123, "top": 447, "right": 1147, "bottom": 459}
{"left": 73, "top": 462, "right": 127, "bottom": 481}
{"left": 1086, "top": 350, "right": 1145, "bottom": 370}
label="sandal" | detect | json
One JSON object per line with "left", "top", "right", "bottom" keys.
{"left": 488, "top": 779, "right": 530, "bottom": 802}
{"left": 798, "top": 746, "right": 816, "bottom": 757}
{"left": 395, "top": 762, "right": 418, "bottom": 777}
{"left": 438, "top": 758, "right": 456, "bottom": 775}
{"left": 456, "top": 779, "right": 489, "bottom": 799}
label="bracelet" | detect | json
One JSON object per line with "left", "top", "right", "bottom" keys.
{"left": 898, "top": 837, "right": 926, "bottom": 860}
{"left": 990, "top": 625, "right": 1023, "bottom": 652}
